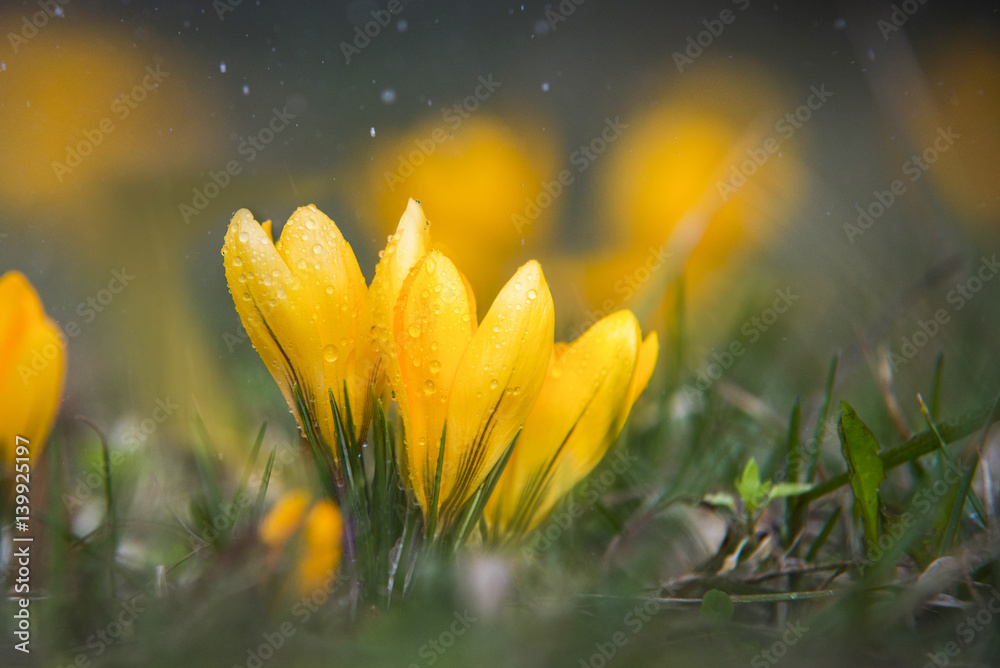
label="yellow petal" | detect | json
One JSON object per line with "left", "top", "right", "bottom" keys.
{"left": 370, "top": 199, "right": 432, "bottom": 480}
{"left": 393, "top": 250, "right": 476, "bottom": 510}
{"left": 437, "top": 260, "right": 554, "bottom": 524}
{"left": 223, "top": 210, "right": 326, "bottom": 445}
{"left": 297, "top": 500, "right": 343, "bottom": 595}
{"left": 259, "top": 489, "right": 310, "bottom": 548}
{"left": 621, "top": 331, "right": 659, "bottom": 431}
{"left": 487, "top": 311, "right": 658, "bottom": 536}
{"left": 0, "top": 271, "right": 65, "bottom": 466}
{"left": 276, "top": 204, "right": 374, "bottom": 441}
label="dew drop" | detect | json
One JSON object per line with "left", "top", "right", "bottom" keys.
{"left": 425, "top": 257, "right": 437, "bottom": 274}
{"left": 489, "top": 379, "right": 499, "bottom": 389}
{"left": 238, "top": 231, "right": 250, "bottom": 243}
{"left": 232, "top": 256, "right": 243, "bottom": 267}
{"left": 323, "top": 344, "right": 339, "bottom": 362}
{"left": 326, "top": 285, "right": 335, "bottom": 295}
{"left": 429, "top": 359, "right": 441, "bottom": 374}
{"left": 408, "top": 323, "right": 421, "bottom": 338}
{"left": 423, "top": 380, "right": 435, "bottom": 395}
{"left": 527, "top": 289, "right": 537, "bottom": 300}
{"left": 297, "top": 258, "right": 308, "bottom": 271}
{"left": 313, "top": 243, "right": 323, "bottom": 254}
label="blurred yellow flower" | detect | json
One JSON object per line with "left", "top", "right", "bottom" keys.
{"left": 365, "top": 115, "right": 559, "bottom": 302}
{"left": 259, "top": 490, "right": 343, "bottom": 596}
{"left": 558, "top": 63, "right": 803, "bottom": 340}
{"left": 0, "top": 271, "right": 65, "bottom": 470}
{"left": 222, "top": 205, "right": 379, "bottom": 450}
{"left": 390, "top": 251, "right": 554, "bottom": 532}
{"left": 485, "top": 310, "right": 658, "bottom": 540}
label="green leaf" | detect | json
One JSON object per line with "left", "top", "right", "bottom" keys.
{"left": 768, "top": 483, "right": 813, "bottom": 500}
{"left": 837, "top": 402, "right": 885, "bottom": 554}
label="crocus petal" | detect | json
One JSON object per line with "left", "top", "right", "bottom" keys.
{"left": 223, "top": 210, "right": 327, "bottom": 444}
{"left": 438, "top": 260, "right": 554, "bottom": 523}
{"left": 0, "top": 271, "right": 65, "bottom": 466}
{"left": 370, "top": 199, "right": 432, "bottom": 480}
{"left": 276, "top": 204, "right": 374, "bottom": 440}
{"left": 393, "top": 250, "right": 476, "bottom": 510}
{"left": 486, "top": 311, "right": 658, "bottom": 536}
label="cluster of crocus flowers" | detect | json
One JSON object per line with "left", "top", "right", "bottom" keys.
{"left": 223, "top": 199, "right": 657, "bottom": 546}
{"left": 259, "top": 490, "right": 343, "bottom": 596}
{"left": 0, "top": 271, "right": 66, "bottom": 474}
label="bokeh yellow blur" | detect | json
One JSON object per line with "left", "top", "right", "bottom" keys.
{"left": 362, "top": 114, "right": 559, "bottom": 303}
{"left": 560, "top": 61, "right": 806, "bottom": 342}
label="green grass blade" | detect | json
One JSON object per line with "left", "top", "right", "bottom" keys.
{"left": 804, "top": 506, "right": 842, "bottom": 563}
{"left": 806, "top": 352, "right": 839, "bottom": 482}
{"left": 838, "top": 402, "right": 886, "bottom": 555}
{"left": 426, "top": 424, "right": 448, "bottom": 540}
{"left": 251, "top": 446, "right": 276, "bottom": 526}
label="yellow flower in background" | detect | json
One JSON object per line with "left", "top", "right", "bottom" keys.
{"left": 391, "top": 250, "right": 554, "bottom": 531}
{"left": 0, "top": 272, "right": 66, "bottom": 468}
{"left": 364, "top": 115, "right": 559, "bottom": 303}
{"left": 485, "top": 311, "right": 658, "bottom": 540}
{"left": 222, "top": 205, "right": 378, "bottom": 450}
{"left": 556, "top": 62, "right": 803, "bottom": 342}
{"left": 259, "top": 491, "right": 343, "bottom": 596}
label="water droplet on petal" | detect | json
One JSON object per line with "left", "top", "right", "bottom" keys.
{"left": 232, "top": 257, "right": 243, "bottom": 267}
{"left": 323, "top": 344, "right": 340, "bottom": 362}
{"left": 408, "top": 323, "right": 421, "bottom": 338}
{"left": 313, "top": 243, "right": 323, "bottom": 254}
{"left": 326, "top": 285, "right": 335, "bottom": 294}
{"left": 297, "top": 258, "right": 308, "bottom": 271}
{"left": 489, "top": 379, "right": 499, "bottom": 389}
{"left": 527, "top": 289, "right": 537, "bottom": 300}
{"left": 423, "top": 380, "right": 435, "bottom": 395}
{"left": 238, "top": 231, "right": 250, "bottom": 243}
{"left": 429, "top": 360, "right": 441, "bottom": 374}
{"left": 425, "top": 258, "right": 437, "bottom": 274}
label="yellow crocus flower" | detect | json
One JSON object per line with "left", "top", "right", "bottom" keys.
{"left": 0, "top": 271, "right": 66, "bottom": 470}
{"left": 259, "top": 490, "right": 343, "bottom": 596}
{"left": 485, "top": 310, "right": 658, "bottom": 540}
{"left": 391, "top": 250, "right": 555, "bottom": 531}
{"left": 222, "top": 205, "right": 379, "bottom": 450}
